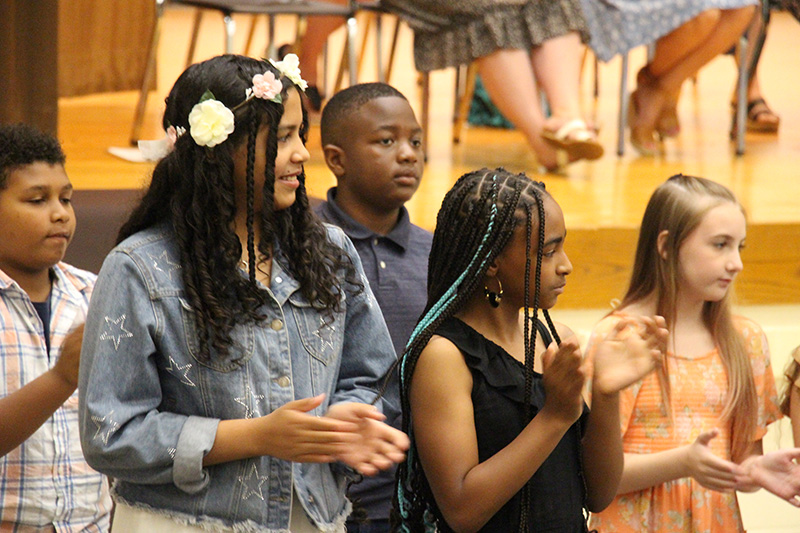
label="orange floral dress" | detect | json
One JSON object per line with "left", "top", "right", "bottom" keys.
{"left": 586, "top": 314, "right": 781, "bottom": 533}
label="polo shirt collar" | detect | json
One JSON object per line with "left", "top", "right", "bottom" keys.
{"left": 323, "top": 187, "right": 411, "bottom": 251}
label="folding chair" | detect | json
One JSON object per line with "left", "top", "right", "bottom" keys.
{"left": 130, "top": 0, "right": 359, "bottom": 144}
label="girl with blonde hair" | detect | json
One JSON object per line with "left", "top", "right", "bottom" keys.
{"left": 586, "top": 174, "right": 800, "bottom": 532}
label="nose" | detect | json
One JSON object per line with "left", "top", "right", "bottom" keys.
{"left": 397, "top": 139, "right": 419, "bottom": 163}
{"left": 51, "top": 198, "right": 71, "bottom": 223}
{"left": 292, "top": 139, "right": 310, "bottom": 164}
{"left": 728, "top": 249, "right": 743, "bottom": 274}
{"left": 559, "top": 251, "right": 573, "bottom": 276}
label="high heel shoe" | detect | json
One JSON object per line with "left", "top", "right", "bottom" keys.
{"left": 627, "top": 90, "right": 658, "bottom": 156}
{"left": 638, "top": 65, "right": 679, "bottom": 140}
{"left": 656, "top": 102, "right": 680, "bottom": 139}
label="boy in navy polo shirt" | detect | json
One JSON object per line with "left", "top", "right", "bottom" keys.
{"left": 315, "top": 83, "right": 431, "bottom": 533}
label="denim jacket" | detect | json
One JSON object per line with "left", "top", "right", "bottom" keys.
{"left": 78, "top": 224, "right": 398, "bottom": 532}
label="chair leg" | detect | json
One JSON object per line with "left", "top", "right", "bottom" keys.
{"left": 735, "top": 35, "right": 748, "bottom": 156}
{"left": 223, "top": 13, "right": 236, "bottom": 54}
{"left": 617, "top": 52, "right": 629, "bottom": 156}
{"left": 375, "top": 14, "right": 384, "bottom": 83}
{"left": 130, "top": 0, "right": 166, "bottom": 145}
{"left": 356, "top": 13, "right": 373, "bottom": 81}
{"left": 420, "top": 71, "right": 430, "bottom": 154}
{"left": 265, "top": 14, "right": 277, "bottom": 59}
{"left": 453, "top": 63, "right": 477, "bottom": 144}
{"left": 734, "top": 0, "right": 772, "bottom": 157}
{"left": 385, "top": 17, "right": 400, "bottom": 82}
{"left": 345, "top": 15, "right": 358, "bottom": 86}
{"left": 333, "top": 14, "right": 359, "bottom": 92}
{"left": 186, "top": 9, "right": 203, "bottom": 68}
{"left": 244, "top": 14, "right": 260, "bottom": 56}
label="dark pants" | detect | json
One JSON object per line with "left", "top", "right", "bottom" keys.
{"left": 345, "top": 518, "right": 391, "bottom": 533}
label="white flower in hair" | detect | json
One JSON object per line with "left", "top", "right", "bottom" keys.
{"left": 269, "top": 54, "right": 308, "bottom": 91}
{"left": 188, "top": 91, "right": 235, "bottom": 147}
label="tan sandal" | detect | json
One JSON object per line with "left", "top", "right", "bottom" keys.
{"left": 541, "top": 119, "right": 604, "bottom": 162}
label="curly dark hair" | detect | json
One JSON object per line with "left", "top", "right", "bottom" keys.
{"left": 118, "top": 54, "right": 359, "bottom": 362}
{"left": 391, "top": 168, "right": 568, "bottom": 532}
{"left": 0, "top": 123, "right": 66, "bottom": 188}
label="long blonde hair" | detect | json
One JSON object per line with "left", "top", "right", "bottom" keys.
{"left": 780, "top": 346, "right": 800, "bottom": 417}
{"left": 619, "top": 174, "right": 757, "bottom": 462}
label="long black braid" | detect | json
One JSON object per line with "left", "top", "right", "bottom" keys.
{"left": 391, "top": 168, "right": 563, "bottom": 532}
{"left": 118, "top": 55, "right": 360, "bottom": 362}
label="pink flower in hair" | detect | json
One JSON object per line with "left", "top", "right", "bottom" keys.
{"left": 251, "top": 71, "right": 283, "bottom": 102}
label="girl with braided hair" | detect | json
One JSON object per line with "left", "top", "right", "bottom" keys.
{"left": 78, "top": 54, "right": 408, "bottom": 532}
{"left": 392, "top": 168, "right": 668, "bottom": 532}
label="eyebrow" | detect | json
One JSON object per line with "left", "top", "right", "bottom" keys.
{"left": 543, "top": 235, "right": 564, "bottom": 247}
{"left": 374, "top": 124, "right": 423, "bottom": 134}
{"left": 712, "top": 231, "right": 745, "bottom": 239}
{"left": 24, "top": 184, "right": 73, "bottom": 193}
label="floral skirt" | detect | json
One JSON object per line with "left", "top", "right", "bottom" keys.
{"left": 383, "top": 0, "right": 588, "bottom": 71}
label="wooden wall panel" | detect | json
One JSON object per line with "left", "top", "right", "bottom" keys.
{"left": 0, "top": 1, "right": 59, "bottom": 134}
{"left": 58, "top": 0, "right": 154, "bottom": 96}
{"left": 556, "top": 224, "right": 800, "bottom": 309}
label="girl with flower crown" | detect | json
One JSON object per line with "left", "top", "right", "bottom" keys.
{"left": 78, "top": 54, "right": 408, "bottom": 532}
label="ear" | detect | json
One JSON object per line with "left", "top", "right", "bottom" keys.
{"left": 656, "top": 230, "right": 669, "bottom": 260}
{"left": 322, "top": 144, "right": 346, "bottom": 178}
{"left": 485, "top": 260, "right": 500, "bottom": 278}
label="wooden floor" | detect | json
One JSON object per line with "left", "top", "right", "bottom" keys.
{"left": 58, "top": 7, "right": 800, "bottom": 308}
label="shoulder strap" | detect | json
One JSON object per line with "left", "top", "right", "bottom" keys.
{"left": 534, "top": 318, "right": 553, "bottom": 346}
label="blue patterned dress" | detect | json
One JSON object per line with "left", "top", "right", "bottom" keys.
{"left": 581, "top": 0, "right": 758, "bottom": 61}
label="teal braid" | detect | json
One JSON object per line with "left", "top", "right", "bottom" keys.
{"left": 394, "top": 175, "right": 499, "bottom": 527}
{"left": 398, "top": 174, "right": 499, "bottom": 389}
{"left": 392, "top": 169, "right": 551, "bottom": 531}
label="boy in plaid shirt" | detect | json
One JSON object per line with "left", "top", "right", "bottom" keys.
{"left": 0, "top": 123, "right": 111, "bottom": 531}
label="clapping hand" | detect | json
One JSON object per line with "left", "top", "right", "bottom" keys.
{"left": 325, "top": 402, "right": 410, "bottom": 476}
{"left": 541, "top": 337, "right": 588, "bottom": 425}
{"left": 53, "top": 323, "right": 85, "bottom": 389}
{"left": 684, "top": 429, "right": 740, "bottom": 492}
{"left": 591, "top": 316, "right": 667, "bottom": 396}
{"left": 736, "top": 449, "right": 800, "bottom": 506}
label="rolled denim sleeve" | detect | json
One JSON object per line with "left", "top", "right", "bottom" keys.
{"left": 173, "top": 416, "right": 218, "bottom": 492}
{"left": 328, "top": 229, "right": 397, "bottom": 412}
{"left": 78, "top": 249, "right": 219, "bottom": 493}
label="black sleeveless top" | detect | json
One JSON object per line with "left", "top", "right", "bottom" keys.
{"left": 431, "top": 317, "right": 589, "bottom": 533}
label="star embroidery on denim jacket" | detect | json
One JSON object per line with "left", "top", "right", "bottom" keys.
{"left": 165, "top": 356, "right": 195, "bottom": 387}
{"left": 167, "top": 447, "right": 177, "bottom": 459}
{"left": 238, "top": 463, "right": 268, "bottom": 501}
{"left": 234, "top": 384, "right": 265, "bottom": 419}
{"left": 312, "top": 318, "right": 335, "bottom": 353}
{"left": 91, "top": 410, "right": 120, "bottom": 445}
{"left": 148, "top": 250, "right": 181, "bottom": 280}
{"left": 99, "top": 314, "right": 134, "bottom": 350}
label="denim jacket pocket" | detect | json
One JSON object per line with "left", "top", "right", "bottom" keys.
{"left": 179, "top": 298, "right": 256, "bottom": 372}
{"left": 288, "top": 293, "right": 343, "bottom": 366}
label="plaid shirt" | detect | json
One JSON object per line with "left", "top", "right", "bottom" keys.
{"left": 0, "top": 263, "right": 111, "bottom": 532}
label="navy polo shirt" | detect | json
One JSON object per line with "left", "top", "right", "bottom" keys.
{"left": 314, "top": 187, "right": 432, "bottom": 521}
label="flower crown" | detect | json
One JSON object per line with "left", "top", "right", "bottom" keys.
{"left": 138, "top": 54, "right": 307, "bottom": 158}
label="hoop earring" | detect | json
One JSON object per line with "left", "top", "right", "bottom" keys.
{"left": 484, "top": 277, "right": 503, "bottom": 308}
